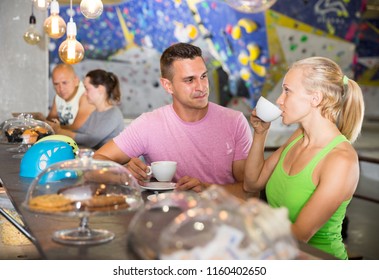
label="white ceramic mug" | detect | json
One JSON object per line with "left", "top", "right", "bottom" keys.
{"left": 256, "top": 96, "right": 282, "bottom": 122}
{"left": 146, "top": 161, "right": 177, "bottom": 182}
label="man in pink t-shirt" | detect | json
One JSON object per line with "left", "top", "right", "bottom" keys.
{"left": 94, "top": 43, "right": 252, "bottom": 193}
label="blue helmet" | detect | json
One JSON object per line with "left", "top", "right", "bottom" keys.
{"left": 36, "top": 135, "right": 79, "bottom": 156}
{"left": 20, "top": 140, "right": 76, "bottom": 178}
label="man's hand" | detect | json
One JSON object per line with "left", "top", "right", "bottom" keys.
{"left": 175, "top": 176, "right": 209, "bottom": 193}
{"left": 126, "top": 158, "right": 151, "bottom": 185}
{"left": 46, "top": 119, "right": 61, "bottom": 134}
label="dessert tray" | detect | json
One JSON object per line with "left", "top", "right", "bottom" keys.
{"left": 22, "top": 149, "right": 143, "bottom": 245}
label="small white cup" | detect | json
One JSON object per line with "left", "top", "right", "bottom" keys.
{"left": 255, "top": 96, "right": 282, "bottom": 122}
{"left": 146, "top": 161, "right": 177, "bottom": 182}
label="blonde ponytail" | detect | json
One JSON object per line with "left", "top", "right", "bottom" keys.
{"left": 337, "top": 78, "right": 364, "bottom": 143}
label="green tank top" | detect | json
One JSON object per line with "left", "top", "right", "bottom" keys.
{"left": 266, "top": 134, "right": 350, "bottom": 259}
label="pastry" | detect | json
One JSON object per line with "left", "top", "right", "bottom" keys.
{"left": 22, "top": 129, "right": 39, "bottom": 144}
{"left": 28, "top": 194, "right": 74, "bottom": 212}
{"left": 81, "top": 195, "right": 129, "bottom": 212}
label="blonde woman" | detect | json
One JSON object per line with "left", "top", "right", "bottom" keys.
{"left": 244, "top": 57, "right": 365, "bottom": 259}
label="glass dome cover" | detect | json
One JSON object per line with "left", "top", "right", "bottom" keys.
{"left": 157, "top": 186, "right": 299, "bottom": 260}
{"left": 128, "top": 187, "right": 298, "bottom": 260}
{"left": 22, "top": 149, "right": 144, "bottom": 245}
{"left": 1, "top": 113, "right": 54, "bottom": 145}
{"left": 128, "top": 191, "right": 200, "bottom": 260}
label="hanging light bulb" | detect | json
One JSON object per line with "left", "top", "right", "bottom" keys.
{"left": 23, "top": 4, "right": 41, "bottom": 45}
{"left": 44, "top": 0, "right": 66, "bottom": 39}
{"left": 33, "top": 0, "right": 51, "bottom": 11}
{"left": 80, "top": 0, "right": 103, "bottom": 19}
{"left": 58, "top": 18, "right": 85, "bottom": 64}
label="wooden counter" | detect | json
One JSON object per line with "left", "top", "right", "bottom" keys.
{"left": 0, "top": 143, "right": 335, "bottom": 260}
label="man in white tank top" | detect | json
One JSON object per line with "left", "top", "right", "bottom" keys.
{"left": 47, "top": 64, "right": 95, "bottom": 130}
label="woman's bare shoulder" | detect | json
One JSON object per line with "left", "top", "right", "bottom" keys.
{"left": 328, "top": 141, "right": 358, "bottom": 164}
{"left": 319, "top": 141, "right": 359, "bottom": 197}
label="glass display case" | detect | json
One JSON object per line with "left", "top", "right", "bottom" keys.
{"left": 1, "top": 113, "right": 54, "bottom": 158}
{"left": 22, "top": 149, "right": 144, "bottom": 245}
{"left": 128, "top": 186, "right": 298, "bottom": 260}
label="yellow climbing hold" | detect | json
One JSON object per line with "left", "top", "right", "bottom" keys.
{"left": 187, "top": 24, "right": 198, "bottom": 40}
{"left": 237, "top": 18, "right": 257, "bottom": 33}
{"left": 231, "top": 25, "right": 242, "bottom": 40}
{"left": 240, "top": 68, "right": 251, "bottom": 81}
{"left": 250, "top": 61, "right": 266, "bottom": 77}
{"left": 238, "top": 51, "right": 249, "bottom": 65}
{"left": 247, "top": 43, "right": 260, "bottom": 61}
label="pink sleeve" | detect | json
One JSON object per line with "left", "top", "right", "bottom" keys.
{"left": 113, "top": 114, "right": 149, "bottom": 158}
{"left": 233, "top": 113, "right": 252, "bottom": 161}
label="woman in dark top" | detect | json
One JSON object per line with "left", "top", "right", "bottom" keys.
{"left": 48, "top": 69, "right": 124, "bottom": 150}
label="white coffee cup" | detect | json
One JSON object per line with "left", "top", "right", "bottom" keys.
{"left": 146, "top": 161, "right": 177, "bottom": 182}
{"left": 255, "top": 96, "right": 282, "bottom": 122}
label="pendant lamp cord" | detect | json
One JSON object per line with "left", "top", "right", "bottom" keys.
{"left": 70, "top": 0, "right": 73, "bottom": 20}
{"left": 31, "top": 0, "right": 34, "bottom": 16}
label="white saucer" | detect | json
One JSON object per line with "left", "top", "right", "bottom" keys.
{"left": 140, "top": 182, "right": 176, "bottom": 191}
{"left": 146, "top": 194, "right": 158, "bottom": 201}
{"left": 146, "top": 191, "right": 174, "bottom": 201}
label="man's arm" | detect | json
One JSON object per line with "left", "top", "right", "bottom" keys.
{"left": 94, "top": 140, "right": 155, "bottom": 185}
{"left": 229, "top": 159, "right": 260, "bottom": 199}
{"left": 93, "top": 139, "right": 130, "bottom": 163}
{"left": 175, "top": 159, "right": 256, "bottom": 199}
{"left": 46, "top": 97, "right": 58, "bottom": 121}
{"left": 64, "top": 95, "right": 95, "bottom": 130}
{"left": 219, "top": 159, "right": 259, "bottom": 199}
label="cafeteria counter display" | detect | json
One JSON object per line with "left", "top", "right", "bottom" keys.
{"left": 0, "top": 143, "right": 335, "bottom": 260}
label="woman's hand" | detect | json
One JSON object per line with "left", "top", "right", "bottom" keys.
{"left": 250, "top": 109, "right": 271, "bottom": 135}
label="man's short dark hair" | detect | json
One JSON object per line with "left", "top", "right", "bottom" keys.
{"left": 160, "top": 43, "right": 203, "bottom": 80}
